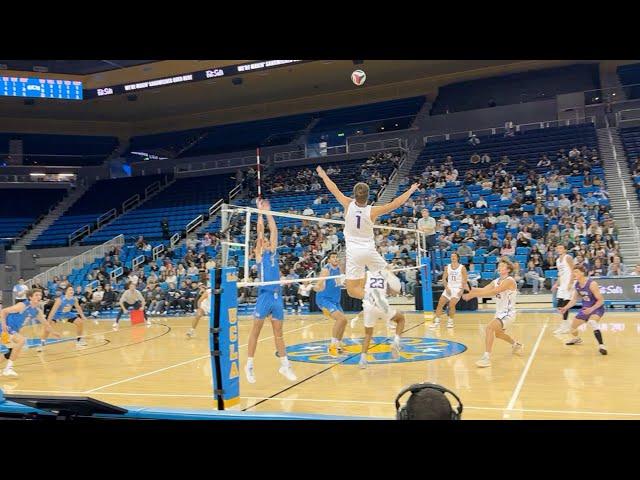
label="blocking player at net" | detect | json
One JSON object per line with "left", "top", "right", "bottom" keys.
{"left": 244, "top": 199, "right": 297, "bottom": 384}
{"left": 315, "top": 165, "right": 417, "bottom": 305}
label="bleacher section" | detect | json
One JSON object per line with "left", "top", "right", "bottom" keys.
{"left": 619, "top": 126, "right": 640, "bottom": 198}
{"left": 409, "top": 124, "right": 607, "bottom": 283}
{"left": 81, "top": 173, "right": 235, "bottom": 245}
{"left": 29, "top": 175, "right": 163, "bottom": 249}
{"left": 0, "top": 133, "right": 118, "bottom": 166}
{"left": 0, "top": 188, "right": 67, "bottom": 246}
{"left": 128, "top": 113, "right": 313, "bottom": 160}
{"left": 308, "top": 96, "right": 426, "bottom": 146}
{"left": 617, "top": 63, "right": 640, "bottom": 100}
{"left": 431, "top": 64, "right": 601, "bottom": 115}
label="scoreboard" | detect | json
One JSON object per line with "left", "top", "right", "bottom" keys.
{"left": 0, "top": 76, "right": 83, "bottom": 100}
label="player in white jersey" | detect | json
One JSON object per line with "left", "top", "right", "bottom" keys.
{"left": 186, "top": 287, "right": 211, "bottom": 338}
{"left": 463, "top": 257, "right": 524, "bottom": 368}
{"left": 433, "top": 252, "right": 469, "bottom": 329}
{"left": 552, "top": 244, "right": 575, "bottom": 334}
{"left": 359, "top": 270, "right": 406, "bottom": 369}
{"left": 316, "top": 165, "right": 418, "bottom": 304}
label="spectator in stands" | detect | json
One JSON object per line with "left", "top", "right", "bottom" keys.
{"left": 12, "top": 278, "right": 28, "bottom": 304}
{"left": 485, "top": 239, "right": 501, "bottom": 256}
{"left": 458, "top": 242, "right": 474, "bottom": 257}
{"left": 524, "top": 260, "right": 545, "bottom": 294}
{"left": 470, "top": 153, "right": 481, "bottom": 165}
{"left": 607, "top": 256, "right": 626, "bottom": 276}
{"left": 87, "top": 285, "right": 105, "bottom": 315}
{"left": 496, "top": 210, "right": 510, "bottom": 224}
{"left": 417, "top": 209, "right": 436, "bottom": 251}
{"left": 480, "top": 153, "right": 491, "bottom": 164}
{"left": 100, "top": 283, "right": 118, "bottom": 315}
{"left": 500, "top": 240, "right": 515, "bottom": 257}
{"left": 476, "top": 196, "right": 488, "bottom": 209}
{"left": 127, "top": 271, "right": 139, "bottom": 286}
{"left": 630, "top": 264, "right": 640, "bottom": 276}
{"left": 161, "top": 218, "right": 170, "bottom": 240}
{"left": 148, "top": 286, "right": 167, "bottom": 315}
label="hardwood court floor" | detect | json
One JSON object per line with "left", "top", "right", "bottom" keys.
{"left": 2, "top": 310, "right": 639, "bottom": 420}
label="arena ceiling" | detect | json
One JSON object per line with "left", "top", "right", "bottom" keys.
{"left": 0, "top": 59, "right": 597, "bottom": 134}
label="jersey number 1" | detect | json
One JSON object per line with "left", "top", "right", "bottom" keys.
{"left": 356, "top": 215, "right": 361, "bottom": 229}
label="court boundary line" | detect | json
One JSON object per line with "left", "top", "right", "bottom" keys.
{"left": 7, "top": 389, "right": 640, "bottom": 418}
{"left": 504, "top": 319, "right": 548, "bottom": 416}
{"left": 84, "top": 320, "right": 327, "bottom": 393}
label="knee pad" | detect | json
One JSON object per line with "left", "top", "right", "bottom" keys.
{"left": 587, "top": 319, "right": 600, "bottom": 331}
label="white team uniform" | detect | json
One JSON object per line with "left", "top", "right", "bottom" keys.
{"left": 556, "top": 254, "right": 574, "bottom": 300}
{"left": 493, "top": 276, "right": 517, "bottom": 328}
{"left": 363, "top": 271, "right": 397, "bottom": 328}
{"left": 442, "top": 264, "right": 464, "bottom": 300}
{"left": 199, "top": 288, "right": 212, "bottom": 315}
{"left": 344, "top": 201, "right": 387, "bottom": 280}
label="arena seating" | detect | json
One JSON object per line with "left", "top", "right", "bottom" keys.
{"left": 81, "top": 172, "right": 235, "bottom": 245}
{"left": 29, "top": 175, "right": 164, "bottom": 249}
{"left": 617, "top": 63, "right": 640, "bottom": 99}
{"left": 0, "top": 188, "right": 67, "bottom": 246}
{"left": 618, "top": 126, "right": 640, "bottom": 199}
{"left": 430, "top": 64, "right": 601, "bottom": 114}
{"left": 0, "top": 133, "right": 118, "bottom": 166}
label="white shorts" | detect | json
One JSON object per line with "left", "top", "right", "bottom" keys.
{"left": 199, "top": 297, "right": 211, "bottom": 315}
{"left": 495, "top": 312, "right": 516, "bottom": 329}
{"left": 557, "top": 288, "right": 573, "bottom": 301}
{"left": 364, "top": 305, "right": 398, "bottom": 328}
{"left": 346, "top": 243, "right": 387, "bottom": 281}
{"left": 442, "top": 287, "right": 462, "bottom": 301}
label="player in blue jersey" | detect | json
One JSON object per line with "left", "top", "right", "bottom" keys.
{"left": 245, "top": 199, "right": 297, "bottom": 384}
{"left": 314, "top": 251, "right": 347, "bottom": 357}
{"left": 0, "top": 288, "right": 57, "bottom": 377}
{"left": 39, "top": 285, "right": 89, "bottom": 351}
{"left": 558, "top": 265, "right": 607, "bottom": 355}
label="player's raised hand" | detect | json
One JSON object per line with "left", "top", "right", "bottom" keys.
{"left": 316, "top": 166, "right": 327, "bottom": 178}
{"left": 409, "top": 182, "right": 420, "bottom": 194}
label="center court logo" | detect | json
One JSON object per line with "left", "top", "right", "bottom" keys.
{"left": 286, "top": 337, "right": 467, "bottom": 365}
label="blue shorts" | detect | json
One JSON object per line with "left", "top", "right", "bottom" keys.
{"left": 53, "top": 312, "right": 78, "bottom": 323}
{"left": 6, "top": 316, "right": 25, "bottom": 335}
{"left": 253, "top": 291, "right": 284, "bottom": 321}
{"left": 316, "top": 297, "right": 343, "bottom": 317}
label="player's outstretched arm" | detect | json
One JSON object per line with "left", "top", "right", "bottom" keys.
{"left": 559, "top": 290, "right": 580, "bottom": 314}
{"left": 464, "top": 277, "right": 515, "bottom": 300}
{"left": 316, "top": 166, "right": 351, "bottom": 209}
{"left": 47, "top": 298, "right": 61, "bottom": 322}
{"left": 262, "top": 199, "right": 278, "bottom": 252}
{"left": 370, "top": 183, "right": 420, "bottom": 220}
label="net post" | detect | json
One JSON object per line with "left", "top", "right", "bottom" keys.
{"left": 420, "top": 256, "right": 434, "bottom": 323}
{"left": 209, "top": 267, "right": 240, "bottom": 410}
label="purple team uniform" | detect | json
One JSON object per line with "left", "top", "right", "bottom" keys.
{"left": 575, "top": 278, "right": 605, "bottom": 320}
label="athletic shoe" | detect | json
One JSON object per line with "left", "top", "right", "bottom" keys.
{"left": 599, "top": 345, "right": 608, "bottom": 355}
{"left": 91, "top": 311, "right": 99, "bottom": 318}
{"left": 36, "top": 343, "right": 44, "bottom": 353}
{"left": 475, "top": 354, "right": 491, "bottom": 368}
{"left": 2, "top": 368, "right": 18, "bottom": 377}
{"left": 3, "top": 349, "right": 12, "bottom": 359}
{"left": 278, "top": 366, "right": 297, "bottom": 381}
{"left": 431, "top": 317, "right": 440, "bottom": 328}
{"left": 145, "top": 320, "right": 152, "bottom": 327}
{"left": 245, "top": 364, "right": 256, "bottom": 384}
{"left": 112, "top": 323, "right": 119, "bottom": 331}
{"left": 391, "top": 339, "right": 401, "bottom": 359}
{"left": 446, "top": 318, "right": 454, "bottom": 328}
{"left": 565, "top": 337, "right": 583, "bottom": 345}
{"left": 328, "top": 343, "right": 340, "bottom": 358}
{"left": 76, "top": 339, "right": 88, "bottom": 348}
{"left": 358, "top": 357, "right": 368, "bottom": 369}
{"left": 186, "top": 329, "right": 195, "bottom": 339}
{"left": 554, "top": 323, "right": 572, "bottom": 335}
{"left": 512, "top": 342, "right": 524, "bottom": 355}
{"left": 350, "top": 316, "right": 359, "bottom": 328}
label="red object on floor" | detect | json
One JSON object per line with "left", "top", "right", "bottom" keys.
{"left": 130, "top": 309, "right": 145, "bottom": 325}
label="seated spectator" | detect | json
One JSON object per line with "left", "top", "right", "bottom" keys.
{"left": 457, "top": 242, "right": 474, "bottom": 257}
{"left": 476, "top": 196, "right": 488, "bottom": 209}
{"left": 524, "top": 260, "right": 545, "bottom": 294}
{"left": 630, "top": 264, "right": 640, "bottom": 277}
{"left": 470, "top": 153, "right": 481, "bottom": 164}
{"left": 500, "top": 240, "right": 515, "bottom": 256}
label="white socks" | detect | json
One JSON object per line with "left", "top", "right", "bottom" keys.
{"left": 280, "top": 356, "right": 290, "bottom": 368}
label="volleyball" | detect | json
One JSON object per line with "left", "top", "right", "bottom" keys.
{"left": 351, "top": 69, "right": 367, "bottom": 86}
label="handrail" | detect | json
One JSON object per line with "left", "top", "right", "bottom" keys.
{"left": 170, "top": 232, "right": 181, "bottom": 247}
{"left": 132, "top": 254, "right": 146, "bottom": 270}
{"left": 122, "top": 194, "right": 140, "bottom": 213}
{"left": 604, "top": 118, "right": 640, "bottom": 258}
{"left": 174, "top": 155, "right": 257, "bottom": 177}
{"left": 110, "top": 266, "right": 123, "bottom": 282}
{"left": 274, "top": 138, "right": 405, "bottom": 163}
{"left": 423, "top": 116, "right": 596, "bottom": 144}
{"left": 209, "top": 199, "right": 224, "bottom": 217}
{"left": 97, "top": 208, "right": 117, "bottom": 229}
{"left": 152, "top": 243, "right": 165, "bottom": 260}
{"left": 68, "top": 224, "right": 90, "bottom": 246}
{"left": 617, "top": 107, "right": 640, "bottom": 126}
{"left": 85, "top": 279, "right": 99, "bottom": 291}
{"left": 229, "top": 184, "right": 242, "bottom": 201}
{"left": 186, "top": 215, "right": 204, "bottom": 235}
{"left": 144, "top": 180, "right": 161, "bottom": 198}
{"left": 26, "top": 234, "right": 124, "bottom": 289}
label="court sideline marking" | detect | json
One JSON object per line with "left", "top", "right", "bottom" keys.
{"left": 84, "top": 321, "right": 326, "bottom": 393}
{"left": 504, "top": 318, "right": 549, "bottom": 417}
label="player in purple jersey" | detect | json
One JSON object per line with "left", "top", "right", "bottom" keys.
{"left": 558, "top": 265, "right": 607, "bottom": 355}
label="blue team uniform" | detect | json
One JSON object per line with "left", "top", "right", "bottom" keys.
{"left": 316, "top": 265, "right": 343, "bottom": 316}
{"left": 53, "top": 296, "right": 79, "bottom": 322}
{"left": 253, "top": 250, "right": 284, "bottom": 321}
{"left": 6, "top": 304, "right": 40, "bottom": 334}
